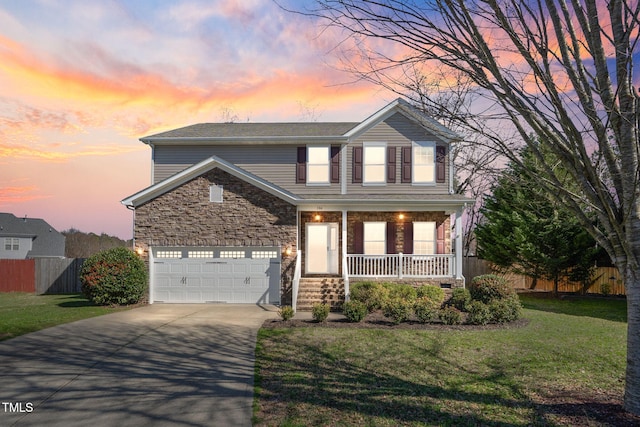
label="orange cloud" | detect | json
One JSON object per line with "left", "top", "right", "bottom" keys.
{"left": 0, "top": 141, "right": 141, "bottom": 162}
{"left": 0, "top": 185, "right": 47, "bottom": 204}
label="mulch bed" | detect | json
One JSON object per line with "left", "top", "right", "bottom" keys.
{"left": 262, "top": 311, "right": 529, "bottom": 330}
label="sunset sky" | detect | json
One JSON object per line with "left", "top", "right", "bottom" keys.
{"left": 0, "top": 0, "right": 393, "bottom": 239}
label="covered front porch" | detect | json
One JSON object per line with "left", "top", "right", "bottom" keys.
{"left": 291, "top": 203, "right": 467, "bottom": 310}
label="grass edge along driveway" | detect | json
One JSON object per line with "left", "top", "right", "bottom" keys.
{"left": 253, "top": 294, "right": 632, "bottom": 426}
{"left": 0, "top": 292, "right": 133, "bottom": 341}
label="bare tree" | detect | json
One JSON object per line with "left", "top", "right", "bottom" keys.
{"left": 296, "top": 0, "right": 640, "bottom": 415}
{"left": 394, "top": 65, "right": 503, "bottom": 254}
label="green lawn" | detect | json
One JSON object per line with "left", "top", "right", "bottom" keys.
{"left": 254, "top": 294, "right": 629, "bottom": 426}
{"left": 0, "top": 292, "right": 132, "bottom": 341}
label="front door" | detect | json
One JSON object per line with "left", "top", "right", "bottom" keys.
{"left": 306, "top": 223, "right": 339, "bottom": 274}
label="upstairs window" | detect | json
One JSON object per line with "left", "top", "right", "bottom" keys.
{"left": 297, "top": 146, "right": 340, "bottom": 184}
{"left": 413, "top": 141, "right": 436, "bottom": 183}
{"left": 5, "top": 238, "right": 19, "bottom": 251}
{"left": 363, "top": 142, "right": 386, "bottom": 184}
{"left": 307, "top": 146, "right": 330, "bottom": 184}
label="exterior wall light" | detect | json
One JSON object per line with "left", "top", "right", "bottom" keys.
{"left": 314, "top": 214, "right": 322, "bottom": 221}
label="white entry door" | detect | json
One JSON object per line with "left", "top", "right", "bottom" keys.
{"left": 306, "top": 223, "right": 339, "bottom": 274}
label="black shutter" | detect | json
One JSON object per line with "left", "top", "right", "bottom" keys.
{"left": 401, "top": 146, "right": 412, "bottom": 183}
{"left": 330, "top": 146, "right": 340, "bottom": 183}
{"left": 387, "top": 146, "right": 396, "bottom": 183}
{"left": 403, "top": 222, "right": 414, "bottom": 254}
{"left": 353, "top": 146, "right": 363, "bottom": 183}
{"left": 296, "top": 147, "right": 306, "bottom": 183}
{"left": 436, "top": 145, "right": 446, "bottom": 183}
{"left": 354, "top": 222, "right": 364, "bottom": 254}
{"left": 386, "top": 222, "right": 396, "bottom": 254}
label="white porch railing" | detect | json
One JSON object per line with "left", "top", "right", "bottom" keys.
{"left": 291, "top": 250, "right": 302, "bottom": 312}
{"left": 346, "top": 253, "right": 454, "bottom": 278}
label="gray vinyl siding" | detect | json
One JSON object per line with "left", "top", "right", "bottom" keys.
{"left": 346, "top": 112, "right": 450, "bottom": 195}
{"left": 153, "top": 145, "right": 343, "bottom": 196}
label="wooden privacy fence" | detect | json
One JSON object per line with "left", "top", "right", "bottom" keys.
{"left": 462, "top": 257, "right": 625, "bottom": 295}
{"left": 0, "top": 258, "right": 85, "bottom": 294}
{"left": 0, "top": 259, "right": 35, "bottom": 292}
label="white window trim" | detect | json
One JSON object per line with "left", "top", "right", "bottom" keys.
{"left": 412, "top": 141, "right": 436, "bottom": 185}
{"left": 307, "top": 145, "right": 331, "bottom": 186}
{"left": 4, "top": 238, "right": 19, "bottom": 251}
{"left": 364, "top": 221, "right": 386, "bottom": 255}
{"left": 363, "top": 142, "right": 387, "bottom": 185}
{"left": 210, "top": 184, "right": 223, "bottom": 203}
{"left": 413, "top": 221, "right": 436, "bottom": 255}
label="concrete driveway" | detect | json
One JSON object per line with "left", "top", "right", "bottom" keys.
{"left": 0, "top": 304, "right": 279, "bottom": 427}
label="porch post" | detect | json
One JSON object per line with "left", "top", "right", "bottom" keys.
{"left": 455, "top": 208, "right": 464, "bottom": 282}
{"left": 342, "top": 209, "right": 350, "bottom": 300}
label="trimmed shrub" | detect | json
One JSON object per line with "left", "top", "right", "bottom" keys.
{"left": 278, "top": 306, "right": 295, "bottom": 321}
{"left": 383, "top": 298, "right": 413, "bottom": 324}
{"left": 343, "top": 300, "right": 368, "bottom": 322}
{"left": 414, "top": 297, "right": 440, "bottom": 323}
{"left": 466, "top": 301, "right": 492, "bottom": 325}
{"left": 416, "top": 285, "right": 445, "bottom": 305}
{"left": 440, "top": 306, "right": 463, "bottom": 325}
{"left": 80, "top": 247, "right": 147, "bottom": 305}
{"left": 489, "top": 297, "right": 523, "bottom": 323}
{"left": 312, "top": 303, "right": 330, "bottom": 322}
{"left": 449, "top": 288, "right": 472, "bottom": 311}
{"left": 350, "top": 281, "right": 390, "bottom": 311}
{"left": 387, "top": 283, "right": 418, "bottom": 303}
{"left": 469, "top": 274, "right": 515, "bottom": 304}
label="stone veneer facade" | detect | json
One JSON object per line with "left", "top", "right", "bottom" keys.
{"left": 133, "top": 168, "right": 298, "bottom": 302}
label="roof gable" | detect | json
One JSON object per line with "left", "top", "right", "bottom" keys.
{"left": 345, "top": 98, "right": 461, "bottom": 142}
{"left": 121, "top": 156, "right": 300, "bottom": 207}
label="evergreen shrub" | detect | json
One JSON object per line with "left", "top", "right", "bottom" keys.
{"left": 414, "top": 297, "right": 440, "bottom": 323}
{"left": 450, "top": 287, "right": 472, "bottom": 311}
{"left": 278, "top": 306, "right": 295, "bottom": 321}
{"left": 350, "top": 281, "right": 389, "bottom": 311}
{"left": 343, "top": 300, "right": 368, "bottom": 322}
{"left": 416, "top": 285, "right": 445, "bottom": 305}
{"left": 383, "top": 298, "right": 413, "bottom": 324}
{"left": 80, "top": 247, "right": 147, "bottom": 305}
{"left": 312, "top": 303, "right": 330, "bottom": 322}
{"left": 469, "top": 274, "right": 515, "bottom": 303}
{"left": 440, "top": 306, "right": 463, "bottom": 325}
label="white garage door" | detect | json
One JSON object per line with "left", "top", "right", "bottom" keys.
{"left": 151, "top": 247, "right": 281, "bottom": 304}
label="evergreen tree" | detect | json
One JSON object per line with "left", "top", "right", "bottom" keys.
{"left": 476, "top": 147, "right": 602, "bottom": 293}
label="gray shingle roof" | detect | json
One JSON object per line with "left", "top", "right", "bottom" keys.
{"left": 0, "top": 213, "right": 65, "bottom": 258}
{"left": 144, "top": 122, "right": 359, "bottom": 139}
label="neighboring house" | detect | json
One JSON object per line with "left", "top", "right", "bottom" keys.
{"left": 0, "top": 213, "right": 65, "bottom": 259}
{"left": 121, "top": 98, "right": 472, "bottom": 308}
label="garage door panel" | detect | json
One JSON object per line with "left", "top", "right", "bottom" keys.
{"left": 152, "top": 247, "right": 280, "bottom": 304}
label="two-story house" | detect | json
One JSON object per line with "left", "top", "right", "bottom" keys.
{"left": 121, "top": 98, "right": 471, "bottom": 309}
{"left": 0, "top": 213, "right": 65, "bottom": 259}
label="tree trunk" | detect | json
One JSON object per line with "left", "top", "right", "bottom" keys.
{"left": 625, "top": 267, "right": 640, "bottom": 414}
